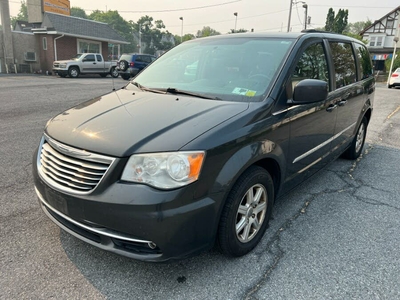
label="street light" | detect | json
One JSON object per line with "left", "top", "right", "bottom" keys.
{"left": 287, "top": 1, "right": 308, "bottom": 32}
{"left": 179, "top": 17, "right": 183, "bottom": 43}
{"left": 387, "top": 36, "right": 399, "bottom": 86}
{"left": 234, "top": 12, "right": 238, "bottom": 33}
{"left": 303, "top": 3, "right": 308, "bottom": 30}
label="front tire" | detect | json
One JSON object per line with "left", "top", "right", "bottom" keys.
{"left": 121, "top": 74, "right": 130, "bottom": 80}
{"left": 110, "top": 67, "right": 119, "bottom": 78}
{"left": 218, "top": 166, "right": 274, "bottom": 257}
{"left": 342, "top": 116, "right": 368, "bottom": 160}
{"left": 68, "top": 67, "right": 80, "bottom": 78}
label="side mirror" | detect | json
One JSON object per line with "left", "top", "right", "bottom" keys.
{"left": 288, "top": 79, "right": 328, "bottom": 105}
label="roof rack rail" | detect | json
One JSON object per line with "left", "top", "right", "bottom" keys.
{"left": 301, "top": 29, "right": 332, "bottom": 33}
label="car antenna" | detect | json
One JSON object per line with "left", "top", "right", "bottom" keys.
{"left": 109, "top": 39, "right": 116, "bottom": 92}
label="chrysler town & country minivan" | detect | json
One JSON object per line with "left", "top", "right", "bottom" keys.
{"left": 33, "top": 31, "right": 375, "bottom": 262}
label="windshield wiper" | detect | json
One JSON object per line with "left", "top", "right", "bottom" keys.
{"left": 131, "top": 81, "right": 165, "bottom": 94}
{"left": 165, "top": 88, "right": 221, "bottom": 100}
{"left": 130, "top": 83, "right": 220, "bottom": 100}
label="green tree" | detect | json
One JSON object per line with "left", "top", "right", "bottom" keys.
{"left": 385, "top": 52, "right": 400, "bottom": 73}
{"left": 196, "top": 26, "right": 221, "bottom": 37}
{"left": 133, "top": 16, "right": 174, "bottom": 54}
{"left": 174, "top": 33, "right": 195, "bottom": 46}
{"left": 70, "top": 7, "right": 88, "bottom": 19}
{"left": 11, "top": 0, "right": 28, "bottom": 28}
{"left": 88, "top": 10, "right": 137, "bottom": 53}
{"left": 324, "top": 8, "right": 348, "bottom": 34}
{"left": 325, "top": 8, "right": 335, "bottom": 32}
{"left": 229, "top": 28, "right": 248, "bottom": 34}
{"left": 343, "top": 32, "right": 367, "bottom": 43}
{"left": 345, "top": 20, "right": 372, "bottom": 34}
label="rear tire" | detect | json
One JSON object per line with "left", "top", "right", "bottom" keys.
{"left": 342, "top": 116, "right": 368, "bottom": 160}
{"left": 218, "top": 166, "right": 274, "bottom": 257}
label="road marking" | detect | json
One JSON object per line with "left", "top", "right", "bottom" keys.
{"left": 387, "top": 105, "right": 400, "bottom": 119}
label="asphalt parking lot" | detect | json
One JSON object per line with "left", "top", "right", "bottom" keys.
{"left": 1, "top": 75, "right": 399, "bottom": 299}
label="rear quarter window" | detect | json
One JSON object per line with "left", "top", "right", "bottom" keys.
{"left": 329, "top": 42, "right": 357, "bottom": 89}
{"left": 354, "top": 43, "right": 373, "bottom": 80}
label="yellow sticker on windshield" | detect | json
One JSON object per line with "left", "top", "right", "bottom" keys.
{"left": 232, "top": 88, "right": 257, "bottom": 97}
{"left": 245, "top": 90, "right": 256, "bottom": 97}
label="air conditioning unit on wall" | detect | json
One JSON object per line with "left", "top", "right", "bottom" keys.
{"left": 24, "top": 52, "right": 37, "bottom": 62}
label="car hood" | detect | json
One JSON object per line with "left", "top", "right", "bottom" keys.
{"left": 45, "top": 88, "right": 249, "bottom": 157}
{"left": 54, "top": 60, "right": 76, "bottom": 64}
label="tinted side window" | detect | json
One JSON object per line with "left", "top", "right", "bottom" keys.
{"left": 136, "top": 56, "right": 145, "bottom": 63}
{"left": 96, "top": 54, "right": 103, "bottom": 62}
{"left": 291, "top": 42, "right": 329, "bottom": 91}
{"left": 144, "top": 56, "right": 153, "bottom": 63}
{"left": 84, "top": 54, "right": 95, "bottom": 62}
{"left": 329, "top": 42, "right": 357, "bottom": 88}
{"left": 354, "top": 43, "right": 373, "bottom": 80}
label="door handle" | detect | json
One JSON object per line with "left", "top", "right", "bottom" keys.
{"left": 93, "top": 62, "right": 97, "bottom": 64}
{"left": 326, "top": 104, "right": 337, "bottom": 112}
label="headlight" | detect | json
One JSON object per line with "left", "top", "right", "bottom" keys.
{"left": 59, "top": 64, "right": 67, "bottom": 68}
{"left": 121, "top": 151, "right": 205, "bottom": 189}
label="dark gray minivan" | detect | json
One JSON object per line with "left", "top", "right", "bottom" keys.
{"left": 33, "top": 31, "right": 375, "bottom": 262}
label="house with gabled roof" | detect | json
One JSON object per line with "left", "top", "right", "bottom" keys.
{"left": 360, "top": 6, "right": 400, "bottom": 71}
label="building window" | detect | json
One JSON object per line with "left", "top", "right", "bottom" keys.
{"left": 369, "top": 37, "right": 375, "bottom": 46}
{"left": 369, "top": 36, "right": 385, "bottom": 47}
{"left": 43, "top": 37, "right": 47, "bottom": 50}
{"left": 77, "top": 39, "right": 101, "bottom": 54}
{"left": 376, "top": 36, "right": 383, "bottom": 46}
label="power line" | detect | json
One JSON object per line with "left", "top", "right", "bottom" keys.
{"left": 8, "top": 0, "right": 242, "bottom": 12}
{"left": 167, "top": 9, "right": 290, "bottom": 28}
{"left": 90, "top": 1, "right": 242, "bottom": 13}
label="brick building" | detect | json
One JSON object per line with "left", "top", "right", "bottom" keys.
{"left": 0, "top": 0, "right": 128, "bottom": 74}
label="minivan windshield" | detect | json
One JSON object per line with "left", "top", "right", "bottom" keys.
{"left": 133, "top": 37, "right": 294, "bottom": 102}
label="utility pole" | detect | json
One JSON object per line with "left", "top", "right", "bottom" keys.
{"left": 287, "top": 0, "right": 293, "bottom": 32}
{"left": 388, "top": 36, "right": 399, "bottom": 86}
{"left": 303, "top": 3, "right": 308, "bottom": 30}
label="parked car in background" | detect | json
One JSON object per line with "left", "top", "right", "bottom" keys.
{"left": 34, "top": 31, "right": 374, "bottom": 262}
{"left": 117, "top": 53, "right": 156, "bottom": 80}
{"left": 52, "top": 53, "right": 119, "bottom": 78}
{"left": 388, "top": 68, "right": 400, "bottom": 88}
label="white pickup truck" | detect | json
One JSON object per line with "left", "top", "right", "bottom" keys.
{"left": 52, "top": 53, "right": 119, "bottom": 78}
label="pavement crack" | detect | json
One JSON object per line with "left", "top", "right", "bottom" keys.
{"left": 244, "top": 196, "right": 315, "bottom": 300}
{"left": 347, "top": 144, "right": 373, "bottom": 180}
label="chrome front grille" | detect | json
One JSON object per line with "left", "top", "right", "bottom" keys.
{"left": 38, "top": 137, "right": 115, "bottom": 194}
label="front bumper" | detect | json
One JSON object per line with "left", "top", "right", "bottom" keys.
{"left": 52, "top": 68, "right": 68, "bottom": 76}
{"left": 117, "top": 67, "right": 139, "bottom": 77}
{"left": 33, "top": 147, "right": 220, "bottom": 262}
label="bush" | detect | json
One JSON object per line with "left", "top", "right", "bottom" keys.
{"left": 385, "top": 51, "right": 400, "bottom": 72}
